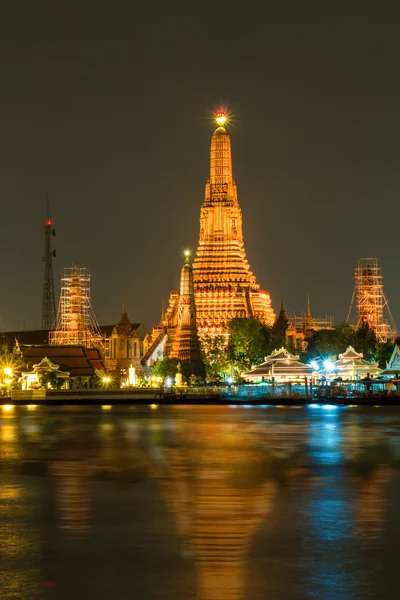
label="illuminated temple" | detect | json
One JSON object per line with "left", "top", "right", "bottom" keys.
{"left": 193, "top": 111, "right": 275, "bottom": 339}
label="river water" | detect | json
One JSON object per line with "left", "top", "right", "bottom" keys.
{"left": 1, "top": 404, "right": 400, "bottom": 599}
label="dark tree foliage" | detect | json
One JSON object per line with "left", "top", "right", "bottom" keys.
{"left": 349, "top": 321, "right": 378, "bottom": 361}
{"left": 303, "top": 321, "right": 380, "bottom": 362}
{"left": 272, "top": 304, "right": 290, "bottom": 338}
{"left": 376, "top": 341, "right": 395, "bottom": 369}
{"left": 303, "top": 322, "right": 353, "bottom": 361}
{"left": 271, "top": 303, "right": 291, "bottom": 350}
{"left": 201, "top": 335, "right": 229, "bottom": 383}
{"left": 153, "top": 357, "right": 179, "bottom": 379}
{"left": 227, "top": 318, "right": 272, "bottom": 372}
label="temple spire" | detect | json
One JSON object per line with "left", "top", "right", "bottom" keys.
{"left": 192, "top": 110, "right": 275, "bottom": 340}
{"left": 210, "top": 110, "right": 233, "bottom": 187}
{"left": 170, "top": 251, "right": 204, "bottom": 375}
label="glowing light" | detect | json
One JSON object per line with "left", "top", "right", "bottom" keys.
{"left": 27, "top": 405, "right": 38, "bottom": 411}
{"left": 45, "top": 220, "right": 52, "bottom": 226}
{"left": 184, "top": 249, "right": 191, "bottom": 257}
{"left": 101, "top": 405, "right": 112, "bottom": 410}
{"left": 165, "top": 377, "right": 172, "bottom": 387}
{"left": 150, "top": 404, "right": 158, "bottom": 410}
{"left": 227, "top": 377, "right": 233, "bottom": 384}
{"left": 101, "top": 375, "right": 112, "bottom": 387}
{"left": 2, "top": 405, "right": 14, "bottom": 412}
{"left": 324, "top": 359, "right": 334, "bottom": 371}
{"left": 4, "top": 378, "right": 12, "bottom": 385}
{"left": 215, "top": 110, "right": 227, "bottom": 126}
{"left": 3, "top": 367, "right": 13, "bottom": 377}
{"left": 322, "top": 404, "right": 338, "bottom": 410}
{"left": 310, "top": 361, "right": 319, "bottom": 371}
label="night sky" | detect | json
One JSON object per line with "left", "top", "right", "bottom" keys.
{"left": 1, "top": 3, "right": 399, "bottom": 332}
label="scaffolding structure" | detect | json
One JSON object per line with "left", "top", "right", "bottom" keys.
{"left": 292, "top": 314, "right": 335, "bottom": 332}
{"left": 49, "top": 266, "right": 105, "bottom": 350}
{"left": 347, "top": 258, "right": 397, "bottom": 342}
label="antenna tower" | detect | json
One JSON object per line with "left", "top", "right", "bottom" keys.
{"left": 49, "top": 265, "right": 104, "bottom": 350}
{"left": 347, "top": 258, "right": 397, "bottom": 342}
{"left": 41, "top": 207, "right": 56, "bottom": 329}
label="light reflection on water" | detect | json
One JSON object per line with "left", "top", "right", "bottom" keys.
{"left": 0, "top": 405, "right": 399, "bottom": 599}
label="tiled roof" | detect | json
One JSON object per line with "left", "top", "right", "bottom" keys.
{"left": 23, "top": 345, "right": 105, "bottom": 376}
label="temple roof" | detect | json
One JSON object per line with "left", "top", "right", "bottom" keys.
{"left": 244, "top": 360, "right": 312, "bottom": 377}
{"left": 338, "top": 346, "right": 364, "bottom": 361}
{"left": 23, "top": 345, "right": 105, "bottom": 376}
{"left": 265, "top": 347, "right": 300, "bottom": 362}
{"left": 382, "top": 345, "right": 400, "bottom": 375}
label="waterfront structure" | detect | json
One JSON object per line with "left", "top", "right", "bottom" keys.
{"left": 347, "top": 258, "right": 397, "bottom": 342}
{"left": 382, "top": 345, "right": 400, "bottom": 378}
{"left": 192, "top": 110, "right": 275, "bottom": 340}
{"left": 49, "top": 266, "right": 104, "bottom": 351}
{"left": 20, "top": 356, "right": 70, "bottom": 390}
{"left": 41, "top": 209, "right": 57, "bottom": 329}
{"left": 23, "top": 345, "right": 105, "bottom": 379}
{"left": 243, "top": 347, "right": 313, "bottom": 383}
{"left": 142, "top": 252, "right": 204, "bottom": 377}
{"left": 321, "top": 345, "right": 382, "bottom": 380}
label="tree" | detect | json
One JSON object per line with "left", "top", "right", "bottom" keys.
{"left": 153, "top": 357, "right": 179, "bottom": 380}
{"left": 38, "top": 371, "right": 66, "bottom": 390}
{"left": 348, "top": 320, "right": 378, "bottom": 361}
{"left": 227, "top": 318, "right": 272, "bottom": 374}
{"left": 376, "top": 341, "right": 395, "bottom": 369}
{"left": 201, "top": 335, "right": 230, "bottom": 383}
{"left": 271, "top": 302, "right": 290, "bottom": 346}
{"left": 303, "top": 322, "right": 353, "bottom": 361}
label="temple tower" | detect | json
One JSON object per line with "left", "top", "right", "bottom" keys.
{"left": 170, "top": 251, "right": 204, "bottom": 375}
{"left": 49, "top": 266, "right": 104, "bottom": 350}
{"left": 193, "top": 110, "right": 275, "bottom": 340}
{"left": 347, "top": 258, "right": 397, "bottom": 342}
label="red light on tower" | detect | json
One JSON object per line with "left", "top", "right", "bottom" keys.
{"left": 45, "top": 220, "right": 52, "bottom": 227}
{"left": 215, "top": 110, "right": 227, "bottom": 126}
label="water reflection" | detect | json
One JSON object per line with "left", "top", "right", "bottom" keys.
{"left": 0, "top": 406, "right": 399, "bottom": 599}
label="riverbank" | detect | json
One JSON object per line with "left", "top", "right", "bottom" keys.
{"left": 2, "top": 387, "right": 400, "bottom": 406}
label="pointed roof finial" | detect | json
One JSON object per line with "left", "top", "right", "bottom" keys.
{"left": 215, "top": 109, "right": 227, "bottom": 128}
{"left": 307, "top": 293, "right": 311, "bottom": 317}
{"left": 184, "top": 249, "right": 191, "bottom": 265}
{"left": 161, "top": 297, "right": 165, "bottom": 323}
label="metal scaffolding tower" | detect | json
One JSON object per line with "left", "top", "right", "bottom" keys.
{"left": 347, "top": 258, "right": 397, "bottom": 342}
{"left": 49, "top": 266, "right": 104, "bottom": 350}
{"left": 41, "top": 210, "right": 56, "bottom": 330}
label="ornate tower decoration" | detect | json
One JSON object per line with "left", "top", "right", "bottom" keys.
{"left": 192, "top": 110, "right": 275, "bottom": 340}
{"left": 347, "top": 258, "right": 397, "bottom": 342}
{"left": 170, "top": 251, "right": 204, "bottom": 374}
{"left": 41, "top": 209, "right": 56, "bottom": 330}
{"left": 49, "top": 266, "right": 104, "bottom": 350}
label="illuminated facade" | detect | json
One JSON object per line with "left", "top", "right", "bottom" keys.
{"left": 141, "top": 254, "right": 204, "bottom": 377}
{"left": 169, "top": 253, "right": 204, "bottom": 373}
{"left": 105, "top": 305, "right": 143, "bottom": 373}
{"left": 49, "top": 266, "right": 104, "bottom": 351}
{"left": 192, "top": 111, "right": 275, "bottom": 340}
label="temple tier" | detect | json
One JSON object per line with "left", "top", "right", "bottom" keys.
{"left": 192, "top": 117, "right": 275, "bottom": 339}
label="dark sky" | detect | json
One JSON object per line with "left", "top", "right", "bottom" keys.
{"left": 1, "top": 2, "right": 399, "bottom": 331}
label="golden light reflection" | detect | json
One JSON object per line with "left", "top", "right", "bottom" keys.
{"left": 1, "top": 425, "right": 16, "bottom": 443}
